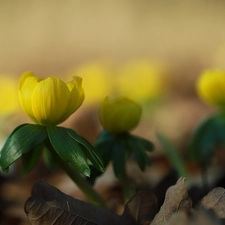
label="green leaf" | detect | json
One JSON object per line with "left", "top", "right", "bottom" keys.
{"left": 94, "top": 131, "right": 119, "bottom": 167}
{"left": 43, "top": 147, "right": 58, "bottom": 172}
{"left": 95, "top": 140, "right": 114, "bottom": 166}
{"left": 131, "top": 146, "right": 146, "bottom": 171}
{"left": 86, "top": 135, "right": 114, "bottom": 185}
{"left": 130, "top": 134, "right": 154, "bottom": 152}
{"left": 128, "top": 135, "right": 151, "bottom": 171}
{"left": 85, "top": 166, "right": 102, "bottom": 185}
{"left": 47, "top": 126, "right": 90, "bottom": 177}
{"left": 94, "top": 130, "right": 115, "bottom": 146}
{"left": 157, "top": 132, "right": 188, "bottom": 177}
{"left": 188, "top": 114, "right": 225, "bottom": 166}
{"left": 0, "top": 124, "right": 48, "bottom": 172}
{"left": 21, "top": 144, "right": 44, "bottom": 176}
{"left": 66, "top": 129, "right": 104, "bottom": 172}
{"left": 112, "top": 141, "right": 126, "bottom": 178}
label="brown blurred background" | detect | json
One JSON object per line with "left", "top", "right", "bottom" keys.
{"left": 1, "top": 0, "right": 225, "bottom": 75}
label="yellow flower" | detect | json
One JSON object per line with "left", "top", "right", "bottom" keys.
{"left": 99, "top": 96, "right": 142, "bottom": 134}
{"left": 196, "top": 69, "right": 225, "bottom": 109}
{"left": 0, "top": 76, "right": 18, "bottom": 117}
{"left": 71, "top": 62, "right": 113, "bottom": 105}
{"left": 18, "top": 71, "right": 84, "bottom": 126}
{"left": 116, "top": 60, "right": 165, "bottom": 102}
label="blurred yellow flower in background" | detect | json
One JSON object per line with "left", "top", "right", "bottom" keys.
{"left": 99, "top": 96, "right": 142, "bottom": 134}
{"left": 115, "top": 60, "right": 166, "bottom": 103}
{"left": 19, "top": 71, "right": 84, "bottom": 126}
{"left": 71, "top": 62, "right": 113, "bottom": 105}
{"left": 0, "top": 76, "right": 18, "bottom": 118}
{"left": 196, "top": 69, "right": 225, "bottom": 109}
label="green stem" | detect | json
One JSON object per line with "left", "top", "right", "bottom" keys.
{"left": 45, "top": 140, "right": 106, "bottom": 207}
{"left": 201, "top": 166, "right": 208, "bottom": 192}
{"left": 121, "top": 173, "right": 135, "bottom": 203}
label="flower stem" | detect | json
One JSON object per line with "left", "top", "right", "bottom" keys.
{"left": 201, "top": 166, "right": 208, "bottom": 192}
{"left": 45, "top": 140, "right": 106, "bottom": 207}
{"left": 121, "top": 173, "right": 135, "bottom": 203}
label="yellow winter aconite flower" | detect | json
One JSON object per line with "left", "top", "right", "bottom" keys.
{"left": 116, "top": 60, "right": 166, "bottom": 102}
{"left": 0, "top": 76, "right": 18, "bottom": 117}
{"left": 71, "top": 62, "right": 113, "bottom": 105}
{"left": 19, "top": 71, "right": 84, "bottom": 126}
{"left": 99, "top": 96, "right": 142, "bottom": 134}
{"left": 196, "top": 69, "right": 225, "bottom": 109}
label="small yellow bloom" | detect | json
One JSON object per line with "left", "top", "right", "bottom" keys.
{"left": 0, "top": 76, "right": 18, "bottom": 117}
{"left": 197, "top": 69, "right": 225, "bottom": 109}
{"left": 71, "top": 62, "right": 113, "bottom": 104}
{"left": 99, "top": 96, "right": 142, "bottom": 134}
{"left": 18, "top": 71, "right": 84, "bottom": 126}
{"left": 116, "top": 60, "right": 165, "bottom": 102}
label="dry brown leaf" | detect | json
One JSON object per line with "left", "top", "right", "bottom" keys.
{"left": 165, "top": 210, "right": 190, "bottom": 225}
{"left": 166, "top": 208, "right": 223, "bottom": 225}
{"left": 151, "top": 177, "right": 192, "bottom": 225}
{"left": 24, "top": 180, "right": 138, "bottom": 225}
{"left": 124, "top": 190, "right": 158, "bottom": 225}
{"left": 201, "top": 187, "right": 225, "bottom": 219}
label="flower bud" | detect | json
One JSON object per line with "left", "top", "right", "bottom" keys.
{"left": 197, "top": 69, "right": 225, "bottom": 109}
{"left": 18, "top": 71, "right": 84, "bottom": 126}
{"left": 99, "top": 96, "right": 142, "bottom": 134}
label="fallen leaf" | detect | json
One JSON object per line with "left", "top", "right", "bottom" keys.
{"left": 201, "top": 187, "right": 225, "bottom": 219}
{"left": 165, "top": 210, "right": 190, "bottom": 225}
{"left": 24, "top": 180, "right": 138, "bottom": 225}
{"left": 124, "top": 190, "right": 158, "bottom": 225}
{"left": 151, "top": 177, "right": 192, "bottom": 225}
{"left": 167, "top": 208, "right": 223, "bottom": 225}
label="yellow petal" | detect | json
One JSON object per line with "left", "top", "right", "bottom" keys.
{"left": 64, "top": 76, "right": 84, "bottom": 118}
{"left": 31, "top": 77, "right": 71, "bottom": 125}
{"left": 18, "top": 71, "right": 39, "bottom": 123}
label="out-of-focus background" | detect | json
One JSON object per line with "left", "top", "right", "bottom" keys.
{"left": 1, "top": 1, "right": 225, "bottom": 224}
{"left": 1, "top": 0, "right": 225, "bottom": 75}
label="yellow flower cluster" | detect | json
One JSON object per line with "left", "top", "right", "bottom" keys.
{"left": 18, "top": 70, "right": 143, "bottom": 133}
{"left": 68, "top": 60, "right": 166, "bottom": 104}
{"left": 17, "top": 60, "right": 166, "bottom": 130}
